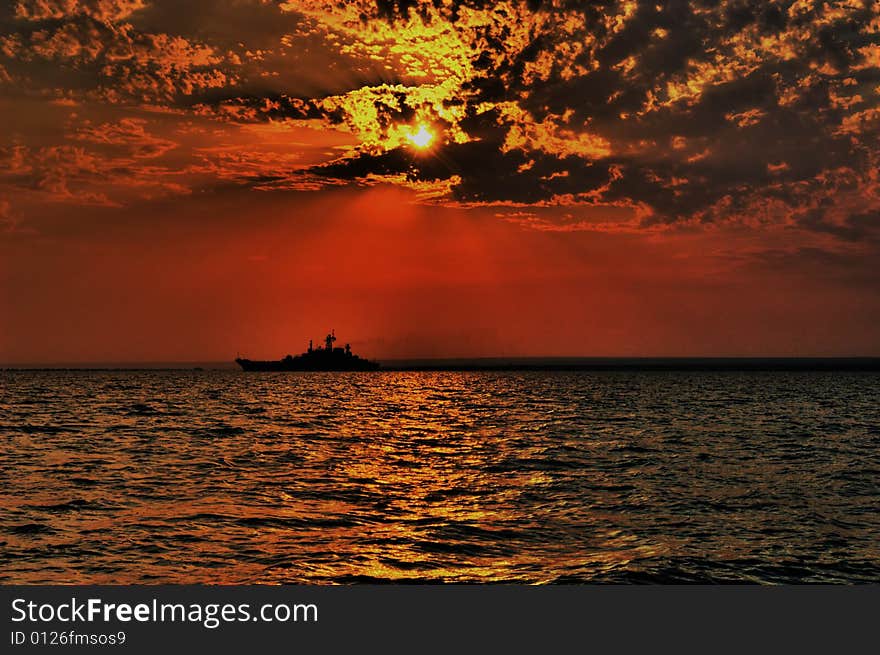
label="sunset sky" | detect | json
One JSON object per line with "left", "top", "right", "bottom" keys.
{"left": 1, "top": 0, "right": 879, "bottom": 362}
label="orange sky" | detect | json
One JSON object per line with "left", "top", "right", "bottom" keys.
{"left": 1, "top": 1, "right": 879, "bottom": 362}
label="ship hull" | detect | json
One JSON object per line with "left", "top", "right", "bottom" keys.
{"left": 236, "top": 357, "right": 380, "bottom": 372}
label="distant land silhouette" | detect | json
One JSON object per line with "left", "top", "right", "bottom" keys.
{"left": 381, "top": 357, "right": 880, "bottom": 372}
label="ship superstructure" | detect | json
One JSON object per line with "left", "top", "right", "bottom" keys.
{"left": 235, "top": 330, "right": 380, "bottom": 371}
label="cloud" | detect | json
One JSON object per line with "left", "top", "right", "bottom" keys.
{"left": 0, "top": 0, "right": 878, "bottom": 241}
{"left": 72, "top": 117, "right": 177, "bottom": 158}
{"left": 14, "top": 0, "right": 148, "bottom": 23}
{"left": 0, "top": 114, "right": 193, "bottom": 207}
{"left": 0, "top": 198, "right": 19, "bottom": 231}
{"left": 0, "top": 143, "right": 115, "bottom": 205}
{"left": 195, "top": 0, "right": 873, "bottom": 239}
{"left": 0, "top": 4, "right": 235, "bottom": 103}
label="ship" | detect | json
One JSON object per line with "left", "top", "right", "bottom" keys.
{"left": 235, "top": 330, "right": 380, "bottom": 371}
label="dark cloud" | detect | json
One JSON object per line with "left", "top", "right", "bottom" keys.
{"left": 797, "top": 207, "right": 880, "bottom": 243}
{"left": 1, "top": 0, "right": 878, "bottom": 240}
{"left": 221, "top": 0, "right": 874, "bottom": 238}
{"left": 130, "top": 0, "right": 298, "bottom": 49}
{"left": 316, "top": 106, "right": 616, "bottom": 204}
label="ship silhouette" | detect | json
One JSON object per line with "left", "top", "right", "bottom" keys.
{"left": 235, "top": 330, "right": 380, "bottom": 371}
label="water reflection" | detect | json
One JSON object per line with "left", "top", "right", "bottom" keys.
{"left": 1, "top": 370, "right": 878, "bottom": 583}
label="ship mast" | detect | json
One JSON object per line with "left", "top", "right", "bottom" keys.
{"left": 325, "top": 329, "right": 336, "bottom": 351}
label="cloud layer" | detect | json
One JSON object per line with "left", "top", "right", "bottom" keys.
{"left": 0, "top": 0, "right": 878, "bottom": 241}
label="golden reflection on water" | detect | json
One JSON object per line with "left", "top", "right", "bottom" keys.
{"left": 2, "top": 370, "right": 879, "bottom": 583}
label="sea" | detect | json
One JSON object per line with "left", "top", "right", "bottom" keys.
{"left": 1, "top": 368, "right": 878, "bottom": 584}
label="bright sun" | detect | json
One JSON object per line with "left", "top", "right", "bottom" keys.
{"left": 407, "top": 124, "right": 434, "bottom": 149}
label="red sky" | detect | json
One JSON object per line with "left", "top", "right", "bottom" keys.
{"left": 1, "top": 1, "right": 879, "bottom": 362}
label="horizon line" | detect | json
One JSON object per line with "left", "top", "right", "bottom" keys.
{"left": 3, "top": 355, "right": 880, "bottom": 372}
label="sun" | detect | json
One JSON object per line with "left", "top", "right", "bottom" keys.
{"left": 406, "top": 124, "right": 434, "bottom": 149}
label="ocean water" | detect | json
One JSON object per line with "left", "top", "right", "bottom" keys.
{"left": 1, "top": 370, "right": 878, "bottom": 584}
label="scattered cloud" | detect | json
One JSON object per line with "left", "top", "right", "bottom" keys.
{"left": 0, "top": 0, "right": 877, "bottom": 241}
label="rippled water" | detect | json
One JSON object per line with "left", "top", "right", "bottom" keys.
{"left": 1, "top": 370, "right": 878, "bottom": 584}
